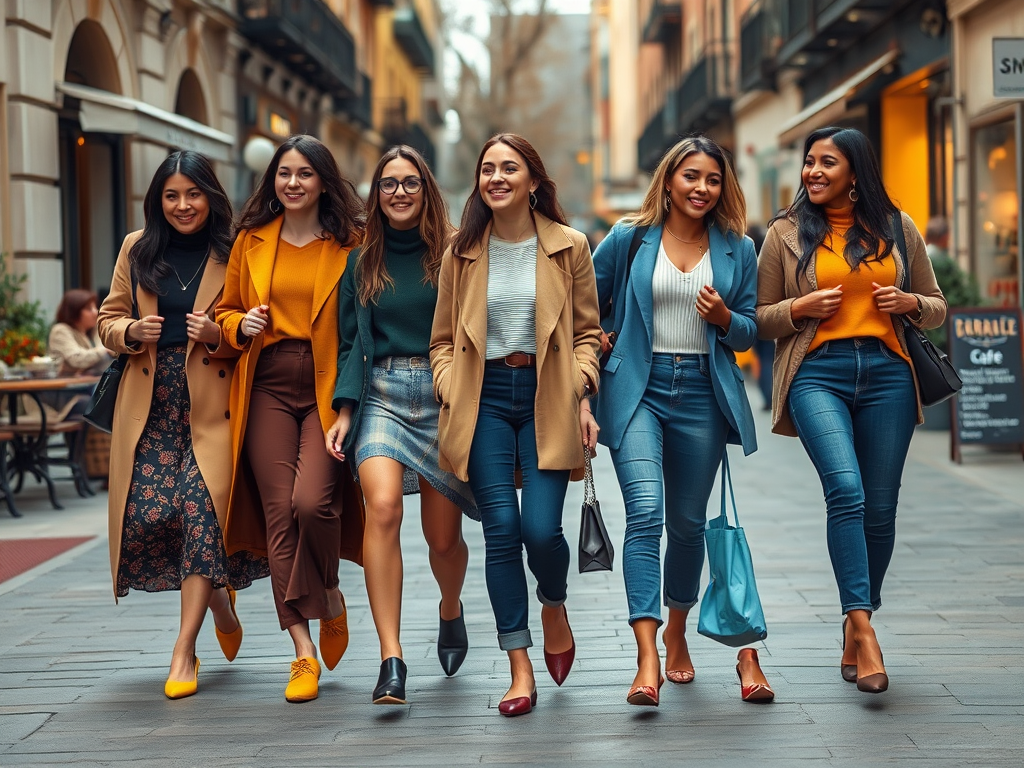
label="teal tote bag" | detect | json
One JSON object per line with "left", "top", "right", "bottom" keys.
{"left": 697, "top": 450, "right": 768, "bottom": 647}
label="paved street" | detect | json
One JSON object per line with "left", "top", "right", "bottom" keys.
{"left": 1, "top": 399, "right": 1023, "bottom": 767}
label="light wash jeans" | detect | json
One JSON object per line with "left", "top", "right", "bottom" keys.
{"left": 610, "top": 354, "right": 729, "bottom": 624}
{"left": 788, "top": 337, "right": 916, "bottom": 614}
{"left": 467, "top": 363, "right": 571, "bottom": 650}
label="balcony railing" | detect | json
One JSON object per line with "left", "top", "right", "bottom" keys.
{"left": 766, "top": 0, "right": 898, "bottom": 69}
{"left": 379, "top": 97, "right": 436, "bottom": 169}
{"left": 642, "top": 0, "right": 682, "bottom": 45}
{"left": 406, "top": 121, "right": 436, "bottom": 171}
{"left": 393, "top": 4, "right": 436, "bottom": 75}
{"left": 239, "top": 0, "right": 357, "bottom": 96}
{"left": 676, "top": 45, "right": 734, "bottom": 136}
{"left": 740, "top": 2, "right": 775, "bottom": 92}
{"left": 638, "top": 106, "right": 668, "bottom": 172}
{"left": 334, "top": 72, "right": 372, "bottom": 128}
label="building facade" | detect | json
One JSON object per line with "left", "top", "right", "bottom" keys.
{"left": 0, "top": 0, "right": 385, "bottom": 321}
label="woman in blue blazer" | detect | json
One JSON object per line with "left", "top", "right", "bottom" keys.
{"left": 593, "top": 136, "right": 771, "bottom": 706}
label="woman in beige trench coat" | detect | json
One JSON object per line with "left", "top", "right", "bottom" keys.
{"left": 98, "top": 151, "right": 267, "bottom": 700}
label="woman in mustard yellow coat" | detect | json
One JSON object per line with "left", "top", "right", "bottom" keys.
{"left": 216, "top": 135, "right": 365, "bottom": 703}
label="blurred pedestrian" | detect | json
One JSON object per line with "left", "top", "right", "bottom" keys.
{"left": 49, "top": 289, "right": 114, "bottom": 376}
{"left": 327, "top": 145, "right": 476, "bottom": 705}
{"left": 756, "top": 127, "right": 946, "bottom": 694}
{"left": 593, "top": 136, "right": 769, "bottom": 706}
{"left": 216, "top": 134, "right": 366, "bottom": 703}
{"left": 430, "top": 133, "right": 602, "bottom": 717}
{"left": 97, "top": 150, "right": 267, "bottom": 700}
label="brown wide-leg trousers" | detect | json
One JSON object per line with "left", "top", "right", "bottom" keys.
{"left": 245, "top": 340, "right": 341, "bottom": 629}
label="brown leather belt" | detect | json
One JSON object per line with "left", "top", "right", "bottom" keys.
{"left": 487, "top": 352, "right": 536, "bottom": 368}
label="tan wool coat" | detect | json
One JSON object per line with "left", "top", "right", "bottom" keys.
{"left": 215, "top": 218, "right": 364, "bottom": 565}
{"left": 97, "top": 231, "right": 239, "bottom": 597}
{"left": 429, "top": 213, "right": 602, "bottom": 483}
{"left": 756, "top": 211, "right": 947, "bottom": 437}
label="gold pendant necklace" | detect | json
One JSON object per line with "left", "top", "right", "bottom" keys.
{"left": 664, "top": 224, "right": 707, "bottom": 257}
{"left": 170, "top": 250, "right": 210, "bottom": 292}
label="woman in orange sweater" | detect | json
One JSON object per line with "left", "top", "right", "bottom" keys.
{"left": 756, "top": 127, "right": 946, "bottom": 695}
{"left": 217, "top": 135, "right": 365, "bottom": 703}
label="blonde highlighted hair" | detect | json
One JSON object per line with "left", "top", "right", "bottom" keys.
{"left": 626, "top": 136, "right": 746, "bottom": 238}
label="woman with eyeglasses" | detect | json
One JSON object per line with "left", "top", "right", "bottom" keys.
{"left": 327, "top": 146, "right": 476, "bottom": 705}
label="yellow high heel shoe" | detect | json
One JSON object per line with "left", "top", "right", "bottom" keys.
{"left": 164, "top": 657, "right": 200, "bottom": 700}
{"left": 215, "top": 586, "right": 243, "bottom": 662}
{"left": 319, "top": 595, "right": 348, "bottom": 671}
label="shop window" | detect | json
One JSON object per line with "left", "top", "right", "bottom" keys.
{"left": 973, "top": 120, "right": 1020, "bottom": 307}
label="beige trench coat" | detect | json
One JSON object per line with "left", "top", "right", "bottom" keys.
{"left": 97, "top": 231, "right": 239, "bottom": 598}
{"left": 429, "top": 213, "right": 602, "bottom": 483}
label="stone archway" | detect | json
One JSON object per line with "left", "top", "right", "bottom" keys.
{"left": 53, "top": 0, "right": 136, "bottom": 100}
{"left": 174, "top": 69, "right": 209, "bottom": 125}
{"left": 64, "top": 19, "right": 121, "bottom": 93}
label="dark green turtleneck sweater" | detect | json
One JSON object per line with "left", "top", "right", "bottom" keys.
{"left": 372, "top": 224, "right": 437, "bottom": 359}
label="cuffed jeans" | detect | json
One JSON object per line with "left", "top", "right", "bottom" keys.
{"left": 467, "top": 363, "right": 570, "bottom": 651}
{"left": 610, "top": 354, "right": 729, "bottom": 625}
{"left": 788, "top": 338, "right": 916, "bottom": 614}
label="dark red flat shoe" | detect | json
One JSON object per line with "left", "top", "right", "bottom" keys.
{"left": 543, "top": 606, "right": 575, "bottom": 686}
{"left": 498, "top": 689, "right": 538, "bottom": 717}
{"left": 736, "top": 648, "right": 775, "bottom": 703}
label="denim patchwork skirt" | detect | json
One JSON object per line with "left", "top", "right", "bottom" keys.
{"left": 355, "top": 356, "right": 479, "bottom": 520}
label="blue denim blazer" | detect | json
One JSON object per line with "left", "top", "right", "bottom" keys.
{"left": 592, "top": 221, "right": 758, "bottom": 455}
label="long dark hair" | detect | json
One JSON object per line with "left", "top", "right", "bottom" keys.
{"left": 55, "top": 289, "right": 97, "bottom": 327}
{"left": 451, "top": 133, "right": 568, "bottom": 257}
{"left": 235, "top": 134, "right": 364, "bottom": 248}
{"left": 773, "top": 126, "right": 899, "bottom": 277}
{"left": 358, "top": 145, "right": 451, "bottom": 306}
{"left": 129, "top": 150, "right": 233, "bottom": 294}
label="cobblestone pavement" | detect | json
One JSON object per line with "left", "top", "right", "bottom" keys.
{"left": 1, "top": 400, "right": 1022, "bottom": 767}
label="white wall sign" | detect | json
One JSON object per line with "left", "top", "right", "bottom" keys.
{"left": 993, "top": 38, "right": 1024, "bottom": 98}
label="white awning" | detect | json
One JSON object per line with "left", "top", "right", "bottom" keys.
{"left": 56, "top": 82, "right": 235, "bottom": 162}
{"left": 777, "top": 50, "right": 900, "bottom": 147}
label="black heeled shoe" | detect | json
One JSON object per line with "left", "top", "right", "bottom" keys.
{"left": 372, "top": 657, "right": 407, "bottom": 704}
{"left": 437, "top": 601, "right": 469, "bottom": 677}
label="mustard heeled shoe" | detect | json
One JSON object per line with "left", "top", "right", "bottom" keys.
{"left": 215, "top": 586, "right": 243, "bottom": 662}
{"left": 319, "top": 595, "right": 348, "bottom": 671}
{"left": 164, "top": 657, "right": 200, "bottom": 700}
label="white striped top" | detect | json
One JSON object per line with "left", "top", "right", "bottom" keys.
{"left": 651, "top": 240, "right": 712, "bottom": 354}
{"left": 486, "top": 234, "right": 538, "bottom": 358}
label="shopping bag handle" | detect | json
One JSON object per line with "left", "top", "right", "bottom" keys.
{"left": 719, "top": 449, "right": 739, "bottom": 527}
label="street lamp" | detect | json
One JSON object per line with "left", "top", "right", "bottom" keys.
{"left": 242, "top": 136, "right": 277, "bottom": 174}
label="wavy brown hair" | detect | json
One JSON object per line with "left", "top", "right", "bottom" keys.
{"left": 451, "top": 133, "right": 567, "bottom": 257}
{"left": 357, "top": 145, "right": 451, "bottom": 306}
{"left": 626, "top": 136, "right": 746, "bottom": 238}
{"left": 235, "top": 134, "right": 365, "bottom": 247}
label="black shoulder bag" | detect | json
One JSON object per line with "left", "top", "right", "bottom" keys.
{"left": 83, "top": 266, "right": 138, "bottom": 433}
{"left": 892, "top": 216, "right": 962, "bottom": 406}
{"left": 600, "top": 225, "right": 648, "bottom": 368}
{"left": 578, "top": 446, "right": 614, "bottom": 573}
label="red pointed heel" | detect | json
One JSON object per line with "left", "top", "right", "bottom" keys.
{"left": 736, "top": 648, "right": 774, "bottom": 703}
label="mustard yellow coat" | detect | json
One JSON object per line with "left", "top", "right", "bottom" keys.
{"left": 97, "top": 231, "right": 239, "bottom": 598}
{"left": 429, "top": 214, "right": 602, "bottom": 483}
{"left": 215, "top": 218, "right": 364, "bottom": 565}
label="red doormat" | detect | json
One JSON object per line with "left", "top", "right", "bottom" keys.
{"left": 0, "top": 537, "right": 94, "bottom": 584}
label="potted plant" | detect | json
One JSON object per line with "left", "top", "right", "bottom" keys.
{"left": 0, "top": 256, "right": 49, "bottom": 374}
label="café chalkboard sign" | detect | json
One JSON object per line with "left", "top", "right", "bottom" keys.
{"left": 948, "top": 307, "right": 1024, "bottom": 462}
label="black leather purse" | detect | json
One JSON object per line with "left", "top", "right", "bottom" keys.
{"left": 83, "top": 267, "right": 138, "bottom": 433}
{"left": 578, "top": 447, "right": 614, "bottom": 573}
{"left": 892, "top": 216, "right": 962, "bottom": 407}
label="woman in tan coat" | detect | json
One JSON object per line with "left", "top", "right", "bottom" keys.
{"left": 98, "top": 151, "right": 267, "bottom": 700}
{"left": 217, "top": 134, "right": 365, "bottom": 704}
{"left": 430, "top": 133, "right": 602, "bottom": 717}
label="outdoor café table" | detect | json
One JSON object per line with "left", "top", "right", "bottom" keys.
{"left": 0, "top": 375, "right": 100, "bottom": 516}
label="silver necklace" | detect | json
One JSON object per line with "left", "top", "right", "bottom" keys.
{"left": 170, "top": 250, "right": 210, "bottom": 291}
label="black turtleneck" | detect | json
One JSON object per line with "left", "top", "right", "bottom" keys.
{"left": 157, "top": 225, "right": 211, "bottom": 349}
{"left": 372, "top": 224, "right": 436, "bottom": 359}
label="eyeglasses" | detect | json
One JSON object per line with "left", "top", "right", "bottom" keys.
{"left": 378, "top": 176, "right": 423, "bottom": 195}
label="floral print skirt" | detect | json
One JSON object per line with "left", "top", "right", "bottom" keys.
{"left": 116, "top": 346, "right": 268, "bottom": 597}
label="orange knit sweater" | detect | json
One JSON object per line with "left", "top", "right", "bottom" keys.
{"left": 264, "top": 238, "right": 319, "bottom": 346}
{"left": 808, "top": 210, "right": 908, "bottom": 360}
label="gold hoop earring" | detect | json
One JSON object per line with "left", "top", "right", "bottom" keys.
{"left": 848, "top": 185, "right": 859, "bottom": 203}
{"left": 529, "top": 191, "right": 538, "bottom": 210}
{"left": 664, "top": 195, "right": 671, "bottom": 212}
{"left": 269, "top": 199, "right": 284, "bottom": 215}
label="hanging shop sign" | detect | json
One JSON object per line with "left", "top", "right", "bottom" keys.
{"left": 993, "top": 38, "right": 1024, "bottom": 98}
{"left": 948, "top": 307, "right": 1024, "bottom": 462}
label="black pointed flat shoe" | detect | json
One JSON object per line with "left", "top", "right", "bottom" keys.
{"left": 372, "top": 657, "right": 407, "bottom": 704}
{"left": 437, "top": 601, "right": 469, "bottom": 677}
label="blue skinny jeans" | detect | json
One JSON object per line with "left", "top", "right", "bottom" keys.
{"left": 787, "top": 338, "right": 916, "bottom": 614}
{"left": 610, "top": 354, "right": 729, "bottom": 624}
{"left": 467, "top": 363, "right": 571, "bottom": 650}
